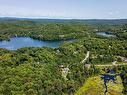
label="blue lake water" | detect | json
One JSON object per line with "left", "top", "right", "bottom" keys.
{"left": 97, "top": 32, "right": 116, "bottom": 37}
{"left": 0, "top": 37, "right": 74, "bottom": 50}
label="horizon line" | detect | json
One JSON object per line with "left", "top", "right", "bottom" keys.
{"left": 0, "top": 16, "right": 127, "bottom": 20}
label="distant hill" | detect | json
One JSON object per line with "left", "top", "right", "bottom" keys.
{"left": 0, "top": 17, "right": 127, "bottom": 25}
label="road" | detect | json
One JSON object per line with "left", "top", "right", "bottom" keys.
{"left": 81, "top": 51, "right": 90, "bottom": 63}
{"left": 80, "top": 51, "right": 127, "bottom": 67}
{"left": 95, "top": 63, "right": 127, "bottom": 67}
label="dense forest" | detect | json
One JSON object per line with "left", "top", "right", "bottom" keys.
{"left": 0, "top": 19, "right": 127, "bottom": 41}
{"left": 0, "top": 19, "right": 127, "bottom": 95}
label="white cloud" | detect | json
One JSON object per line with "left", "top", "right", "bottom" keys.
{"left": 0, "top": 5, "right": 70, "bottom": 18}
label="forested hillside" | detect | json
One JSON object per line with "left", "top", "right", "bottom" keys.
{"left": 0, "top": 20, "right": 127, "bottom": 95}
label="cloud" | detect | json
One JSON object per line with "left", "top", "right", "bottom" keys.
{"left": 0, "top": 5, "right": 69, "bottom": 18}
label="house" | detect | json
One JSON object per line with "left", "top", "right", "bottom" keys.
{"left": 85, "top": 64, "right": 91, "bottom": 69}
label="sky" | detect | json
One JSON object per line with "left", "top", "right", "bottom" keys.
{"left": 0, "top": 0, "right": 127, "bottom": 19}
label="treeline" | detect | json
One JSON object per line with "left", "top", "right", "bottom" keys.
{"left": 0, "top": 21, "right": 95, "bottom": 41}
{"left": 0, "top": 20, "right": 127, "bottom": 41}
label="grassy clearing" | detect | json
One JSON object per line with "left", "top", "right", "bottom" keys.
{"left": 75, "top": 76, "right": 124, "bottom": 95}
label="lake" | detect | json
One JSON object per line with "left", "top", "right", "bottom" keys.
{"left": 96, "top": 32, "right": 116, "bottom": 37}
{"left": 0, "top": 37, "right": 74, "bottom": 50}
